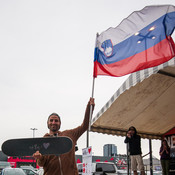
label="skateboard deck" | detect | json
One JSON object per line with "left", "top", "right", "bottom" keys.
{"left": 2, "top": 136, "right": 73, "bottom": 156}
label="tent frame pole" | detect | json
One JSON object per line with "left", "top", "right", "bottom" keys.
{"left": 126, "top": 143, "right": 130, "bottom": 175}
{"left": 149, "top": 139, "right": 153, "bottom": 175}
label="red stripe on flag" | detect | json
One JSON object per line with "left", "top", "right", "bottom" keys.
{"left": 94, "top": 36, "right": 175, "bottom": 77}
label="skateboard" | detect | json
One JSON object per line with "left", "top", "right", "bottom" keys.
{"left": 2, "top": 136, "right": 73, "bottom": 156}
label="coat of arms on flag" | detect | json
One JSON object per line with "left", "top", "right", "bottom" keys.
{"left": 101, "top": 39, "right": 113, "bottom": 57}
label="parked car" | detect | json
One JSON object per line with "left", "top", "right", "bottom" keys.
{"left": 20, "top": 167, "right": 38, "bottom": 175}
{"left": 0, "top": 162, "right": 11, "bottom": 174}
{"left": 146, "top": 171, "right": 162, "bottom": 175}
{"left": 1, "top": 168, "right": 26, "bottom": 175}
{"left": 77, "top": 162, "right": 120, "bottom": 175}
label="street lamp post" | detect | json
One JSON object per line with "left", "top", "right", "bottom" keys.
{"left": 30, "top": 128, "right": 38, "bottom": 138}
{"left": 30, "top": 128, "right": 38, "bottom": 167}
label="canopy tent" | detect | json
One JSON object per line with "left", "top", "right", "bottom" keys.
{"left": 91, "top": 57, "right": 175, "bottom": 140}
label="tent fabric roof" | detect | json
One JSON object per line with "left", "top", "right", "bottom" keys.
{"left": 91, "top": 57, "right": 175, "bottom": 140}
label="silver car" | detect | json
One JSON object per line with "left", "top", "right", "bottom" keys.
{"left": 1, "top": 168, "right": 26, "bottom": 175}
{"left": 77, "top": 162, "right": 120, "bottom": 175}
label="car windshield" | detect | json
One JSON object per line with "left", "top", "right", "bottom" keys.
{"left": 96, "top": 163, "right": 116, "bottom": 173}
{"left": 3, "top": 169, "right": 26, "bottom": 175}
{"left": 22, "top": 169, "right": 37, "bottom": 175}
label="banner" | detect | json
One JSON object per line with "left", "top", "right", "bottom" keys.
{"left": 82, "top": 146, "right": 92, "bottom": 175}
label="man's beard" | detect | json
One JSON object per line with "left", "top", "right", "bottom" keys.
{"left": 49, "top": 125, "right": 60, "bottom": 132}
{"left": 51, "top": 128, "right": 57, "bottom": 132}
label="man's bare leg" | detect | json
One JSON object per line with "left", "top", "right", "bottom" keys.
{"left": 141, "top": 170, "right": 145, "bottom": 175}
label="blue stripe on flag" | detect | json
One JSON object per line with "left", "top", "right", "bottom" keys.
{"left": 95, "top": 11, "right": 175, "bottom": 65}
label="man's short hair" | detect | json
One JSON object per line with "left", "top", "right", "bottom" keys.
{"left": 47, "top": 113, "right": 61, "bottom": 122}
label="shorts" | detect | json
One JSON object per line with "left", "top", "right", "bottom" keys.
{"left": 130, "top": 155, "right": 145, "bottom": 171}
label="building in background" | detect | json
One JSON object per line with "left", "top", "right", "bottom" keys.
{"left": 7, "top": 157, "right": 38, "bottom": 168}
{"left": 103, "top": 144, "right": 117, "bottom": 157}
{"left": 0, "top": 151, "right": 8, "bottom": 161}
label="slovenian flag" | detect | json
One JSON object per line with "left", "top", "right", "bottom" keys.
{"left": 93, "top": 5, "right": 175, "bottom": 77}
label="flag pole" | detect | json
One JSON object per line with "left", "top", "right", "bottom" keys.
{"left": 86, "top": 77, "right": 95, "bottom": 148}
{"left": 86, "top": 33, "right": 99, "bottom": 148}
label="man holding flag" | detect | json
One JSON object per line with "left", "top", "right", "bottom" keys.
{"left": 33, "top": 98, "right": 95, "bottom": 175}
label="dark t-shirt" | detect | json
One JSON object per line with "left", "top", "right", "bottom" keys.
{"left": 160, "top": 146, "right": 170, "bottom": 160}
{"left": 124, "top": 134, "right": 142, "bottom": 155}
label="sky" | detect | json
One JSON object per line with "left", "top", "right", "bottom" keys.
{"left": 0, "top": 0, "right": 175, "bottom": 160}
